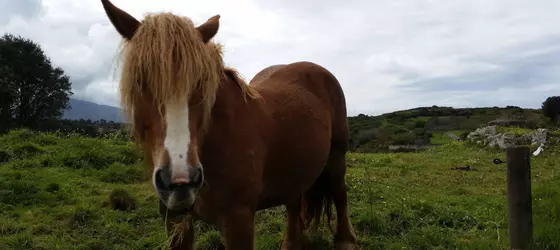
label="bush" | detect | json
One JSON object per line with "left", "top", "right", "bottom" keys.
{"left": 392, "top": 133, "right": 417, "bottom": 145}
{"left": 12, "top": 143, "right": 44, "bottom": 158}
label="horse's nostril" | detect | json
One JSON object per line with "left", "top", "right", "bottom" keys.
{"left": 155, "top": 166, "right": 203, "bottom": 194}
{"left": 193, "top": 168, "right": 204, "bottom": 185}
{"left": 155, "top": 168, "right": 172, "bottom": 190}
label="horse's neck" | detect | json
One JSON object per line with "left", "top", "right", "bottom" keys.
{"left": 200, "top": 74, "right": 262, "bottom": 158}
{"left": 209, "top": 73, "right": 259, "bottom": 131}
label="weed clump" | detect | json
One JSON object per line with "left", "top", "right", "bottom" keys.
{"left": 70, "top": 207, "right": 96, "bottom": 229}
{"left": 108, "top": 188, "right": 137, "bottom": 212}
{"left": 0, "top": 178, "right": 41, "bottom": 206}
{"left": 0, "top": 150, "right": 11, "bottom": 163}
{"left": 12, "top": 143, "right": 44, "bottom": 158}
{"left": 196, "top": 230, "right": 224, "bottom": 249}
{"left": 45, "top": 183, "right": 60, "bottom": 192}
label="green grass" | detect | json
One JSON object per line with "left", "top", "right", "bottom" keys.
{"left": 1, "top": 129, "right": 560, "bottom": 249}
{"left": 496, "top": 126, "right": 534, "bottom": 136}
{"left": 430, "top": 130, "right": 465, "bottom": 145}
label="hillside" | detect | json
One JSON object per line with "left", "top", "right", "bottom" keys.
{"left": 348, "top": 105, "right": 551, "bottom": 153}
{"left": 57, "top": 101, "right": 555, "bottom": 154}
{"left": 63, "top": 99, "right": 124, "bottom": 123}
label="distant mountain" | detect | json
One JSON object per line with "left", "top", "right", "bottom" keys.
{"left": 63, "top": 99, "right": 124, "bottom": 123}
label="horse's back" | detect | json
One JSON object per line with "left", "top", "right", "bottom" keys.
{"left": 249, "top": 64, "right": 286, "bottom": 85}
{"left": 252, "top": 61, "right": 348, "bottom": 147}
{"left": 251, "top": 61, "right": 349, "bottom": 209}
{"left": 251, "top": 61, "right": 346, "bottom": 109}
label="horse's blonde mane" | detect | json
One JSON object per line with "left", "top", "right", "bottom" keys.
{"left": 116, "top": 12, "right": 259, "bottom": 135}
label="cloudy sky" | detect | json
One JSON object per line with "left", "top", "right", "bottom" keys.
{"left": 1, "top": 0, "right": 559, "bottom": 115}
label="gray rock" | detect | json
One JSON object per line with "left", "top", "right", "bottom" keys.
{"left": 467, "top": 126, "right": 550, "bottom": 149}
{"left": 532, "top": 128, "right": 549, "bottom": 145}
{"left": 445, "top": 132, "right": 460, "bottom": 141}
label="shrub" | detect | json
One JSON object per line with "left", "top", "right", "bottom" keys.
{"left": 12, "top": 143, "right": 44, "bottom": 158}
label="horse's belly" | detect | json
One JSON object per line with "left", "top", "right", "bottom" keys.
{"left": 258, "top": 127, "right": 331, "bottom": 208}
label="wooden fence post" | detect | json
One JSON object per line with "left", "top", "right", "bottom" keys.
{"left": 506, "top": 146, "right": 533, "bottom": 249}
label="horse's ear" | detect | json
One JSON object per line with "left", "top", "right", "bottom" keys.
{"left": 101, "top": 0, "right": 140, "bottom": 40}
{"left": 196, "top": 15, "right": 220, "bottom": 43}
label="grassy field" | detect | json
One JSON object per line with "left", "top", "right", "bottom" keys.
{"left": 1, "top": 129, "right": 560, "bottom": 249}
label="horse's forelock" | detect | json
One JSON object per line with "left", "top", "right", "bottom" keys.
{"left": 116, "top": 12, "right": 224, "bottom": 137}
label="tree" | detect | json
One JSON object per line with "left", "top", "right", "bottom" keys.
{"left": 0, "top": 33, "right": 73, "bottom": 130}
{"left": 541, "top": 96, "right": 560, "bottom": 124}
{"left": 0, "top": 64, "right": 15, "bottom": 131}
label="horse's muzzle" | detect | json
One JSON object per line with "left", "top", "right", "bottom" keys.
{"left": 154, "top": 166, "right": 203, "bottom": 212}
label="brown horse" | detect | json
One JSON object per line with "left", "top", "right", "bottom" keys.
{"left": 100, "top": 0, "right": 359, "bottom": 249}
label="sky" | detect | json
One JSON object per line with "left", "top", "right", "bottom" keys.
{"left": 1, "top": 0, "right": 559, "bottom": 116}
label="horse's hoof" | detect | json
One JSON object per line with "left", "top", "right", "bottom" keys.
{"left": 334, "top": 242, "right": 360, "bottom": 250}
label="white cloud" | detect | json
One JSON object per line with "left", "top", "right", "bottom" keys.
{"left": 1, "top": 0, "right": 559, "bottom": 116}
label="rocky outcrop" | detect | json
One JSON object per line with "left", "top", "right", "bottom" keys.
{"left": 523, "top": 128, "right": 548, "bottom": 145}
{"left": 466, "top": 126, "right": 549, "bottom": 149}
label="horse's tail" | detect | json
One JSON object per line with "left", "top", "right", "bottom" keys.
{"left": 301, "top": 169, "right": 335, "bottom": 233}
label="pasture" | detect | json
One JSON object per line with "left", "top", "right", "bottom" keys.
{"left": 1, "top": 129, "right": 559, "bottom": 249}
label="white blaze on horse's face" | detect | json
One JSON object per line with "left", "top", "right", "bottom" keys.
{"left": 151, "top": 101, "right": 204, "bottom": 211}
{"left": 163, "top": 103, "right": 192, "bottom": 183}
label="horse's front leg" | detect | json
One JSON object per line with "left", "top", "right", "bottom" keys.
{"left": 220, "top": 208, "right": 256, "bottom": 250}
